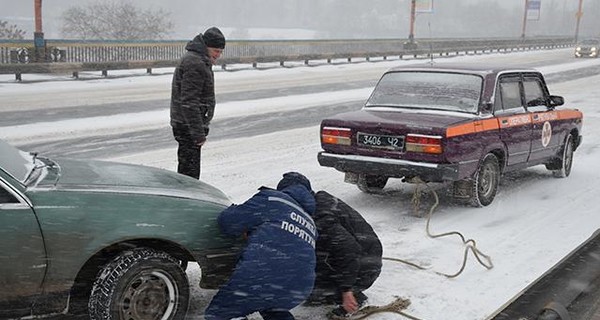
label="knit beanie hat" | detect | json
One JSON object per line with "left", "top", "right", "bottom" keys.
{"left": 203, "top": 27, "right": 226, "bottom": 49}
{"left": 276, "top": 172, "right": 313, "bottom": 193}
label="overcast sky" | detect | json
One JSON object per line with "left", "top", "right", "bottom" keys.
{"left": 1, "top": 0, "right": 598, "bottom": 40}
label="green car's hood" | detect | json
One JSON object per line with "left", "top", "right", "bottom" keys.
{"left": 33, "top": 158, "right": 232, "bottom": 206}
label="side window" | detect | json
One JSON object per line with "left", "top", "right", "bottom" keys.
{"left": 0, "top": 185, "right": 19, "bottom": 204}
{"left": 499, "top": 80, "right": 522, "bottom": 110}
{"left": 523, "top": 78, "right": 546, "bottom": 107}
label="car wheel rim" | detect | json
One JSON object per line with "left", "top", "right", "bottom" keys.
{"left": 479, "top": 164, "right": 495, "bottom": 198}
{"left": 119, "top": 270, "right": 178, "bottom": 320}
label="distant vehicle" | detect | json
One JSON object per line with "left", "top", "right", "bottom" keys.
{"left": 0, "top": 138, "right": 240, "bottom": 319}
{"left": 574, "top": 39, "right": 599, "bottom": 58}
{"left": 318, "top": 64, "right": 583, "bottom": 206}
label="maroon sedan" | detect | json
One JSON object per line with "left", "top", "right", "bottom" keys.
{"left": 318, "top": 63, "right": 583, "bottom": 206}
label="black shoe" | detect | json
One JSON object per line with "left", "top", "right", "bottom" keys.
{"left": 355, "top": 291, "right": 368, "bottom": 307}
{"left": 327, "top": 306, "right": 350, "bottom": 319}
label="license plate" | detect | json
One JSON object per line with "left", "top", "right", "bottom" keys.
{"left": 357, "top": 133, "right": 404, "bottom": 150}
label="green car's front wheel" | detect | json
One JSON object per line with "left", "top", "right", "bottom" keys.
{"left": 88, "top": 248, "right": 189, "bottom": 320}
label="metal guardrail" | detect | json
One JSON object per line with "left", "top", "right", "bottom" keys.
{"left": 489, "top": 229, "right": 600, "bottom": 320}
{"left": 0, "top": 37, "right": 574, "bottom": 80}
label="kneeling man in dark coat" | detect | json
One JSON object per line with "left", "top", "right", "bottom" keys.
{"left": 307, "top": 191, "right": 383, "bottom": 318}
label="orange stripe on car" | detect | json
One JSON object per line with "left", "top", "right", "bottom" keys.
{"left": 446, "top": 109, "right": 583, "bottom": 138}
{"left": 531, "top": 110, "right": 582, "bottom": 123}
{"left": 446, "top": 119, "right": 499, "bottom": 137}
{"left": 556, "top": 109, "right": 583, "bottom": 120}
{"left": 531, "top": 111, "right": 558, "bottom": 123}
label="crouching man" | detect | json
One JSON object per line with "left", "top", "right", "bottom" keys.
{"left": 205, "top": 172, "right": 318, "bottom": 320}
{"left": 307, "top": 190, "right": 383, "bottom": 318}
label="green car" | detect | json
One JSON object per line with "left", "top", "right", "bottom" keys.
{"left": 0, "top": 138, "right": 240, "bottom": 319}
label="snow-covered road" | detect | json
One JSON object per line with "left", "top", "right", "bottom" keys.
{"left": 1, "top": 48, "right": 600, "bottom": 319}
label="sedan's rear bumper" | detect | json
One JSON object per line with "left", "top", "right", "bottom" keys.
{"left": 318, "top": 151, "right": 460, "bottom": 182}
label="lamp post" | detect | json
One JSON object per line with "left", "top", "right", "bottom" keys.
{"left": 521, "top": 0, "right": 529, "bottom": 39}
{"left": 33, "top": 0, "right": 45, "bottom": 62}
{"left": 408, "top": 0, "right": 416, "bottom": 43}
{"left": 404, "top": 0, "right": 418, "bottom": 49}
{"left": 574, "top": 0, "right": 583, "bottom": 42}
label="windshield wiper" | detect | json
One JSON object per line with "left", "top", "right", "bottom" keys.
{"left": 38, "top": 155, "right": 62, "bottom": 186}
{"left": 22, "top": 153, "right": 61, "bottom": 186}
{"left": 23, "top": 152, "right": 45, "bottom": 185}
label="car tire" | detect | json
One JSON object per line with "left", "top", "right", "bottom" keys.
{"left": 357, "top": 174, "right": 388, "bottom": 193}
{"left": 468, "top": 153, "right": 500, "bottom": 207}
{"left": 552, "top": 134, "right": 575, "bottom": 178}
{"left": 88, "top": 248, "right": 189, "bottom": 320}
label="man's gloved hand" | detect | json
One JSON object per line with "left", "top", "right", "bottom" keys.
{"left": 203, "top": 126, "right": 210, "bottom": 136}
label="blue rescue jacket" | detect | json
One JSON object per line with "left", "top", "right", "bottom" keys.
{"left": 217, "top": 184, "right": 318, "bottom": 306}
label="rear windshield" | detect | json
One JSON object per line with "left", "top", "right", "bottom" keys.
{"left": 366, "top": 71, "right": 484, "bottom": 113}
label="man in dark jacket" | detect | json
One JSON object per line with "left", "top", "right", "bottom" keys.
{"left": 308, "top": 191, "right": 383, "bottom": 317}
{"left": 170, "top": 27, "right": 225, "bottom": 179}
{"left": 205, "top": 172, "right": 318, "bottom": 320}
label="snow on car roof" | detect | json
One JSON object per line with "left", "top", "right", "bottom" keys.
{"left": 386, "top": 63, "right": 538, "bottom": 76}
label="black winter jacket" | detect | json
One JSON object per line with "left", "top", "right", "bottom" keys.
{"left": 313, "top": 191, "right": 383, "bottom": 292}
{"left": 170, "top": 34, "right": 215, "bottom": 143}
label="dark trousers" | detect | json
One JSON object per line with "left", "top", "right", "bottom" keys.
{"left": 172, "top": 127, "right": 201, "bottom": 179}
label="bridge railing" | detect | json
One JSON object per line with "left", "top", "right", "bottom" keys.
{"left": 0, "top": 37, "right": 574, "bottom": 80}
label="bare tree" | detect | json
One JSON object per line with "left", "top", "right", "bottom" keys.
{"left": 0, "top": 20, "right": 26, "bottom": 39}
{"left": 60, "top": 1, "right": 174, "bottom": 40}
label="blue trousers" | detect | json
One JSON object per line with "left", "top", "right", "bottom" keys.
{"left": 204, "top": 245, "right": 314, "bottom": 320}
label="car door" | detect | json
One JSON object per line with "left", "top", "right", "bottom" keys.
{"left": 523, "top": 73, "right": 561, "bottom": 162}
{"left": 0, "top": 179, "right": 46, "bottom": 317}
{"left": 494, "top": 74, "right": 533, "bottom": 166}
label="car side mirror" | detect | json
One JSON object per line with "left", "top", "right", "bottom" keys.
{"left": 548, "top": 95, "right": 564, "bottom": 108}
{"left": 526, "top": 97, "right": 546, "bottom": 107}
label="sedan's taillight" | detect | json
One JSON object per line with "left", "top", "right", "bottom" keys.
{"left": 321, "top": 127, "right": 352, "bottom": 146}
{"left": 405, "top": 134, "right": 443, "bottom": 154}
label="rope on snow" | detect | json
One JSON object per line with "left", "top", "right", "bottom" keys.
{"left": 383, "top": 178, "right": 493, "bottom": 278}
{"left": 328, "top": 179, "right": 494, "bottom": 320}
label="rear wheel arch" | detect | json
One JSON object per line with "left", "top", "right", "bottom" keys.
{"left": 551, "top": 132, "right": 576, "bottom": 178}
{"left": 568, "top": 128, "right": 581, "bottom": 152}
{"left": 453, "top": 152, "right": 501, "bottom": 207}
{"left": 479, "top": 142, "right": 507, "bottom": 174}
{"left": 487, "top": 148, "right": 506, "bottom": 174}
